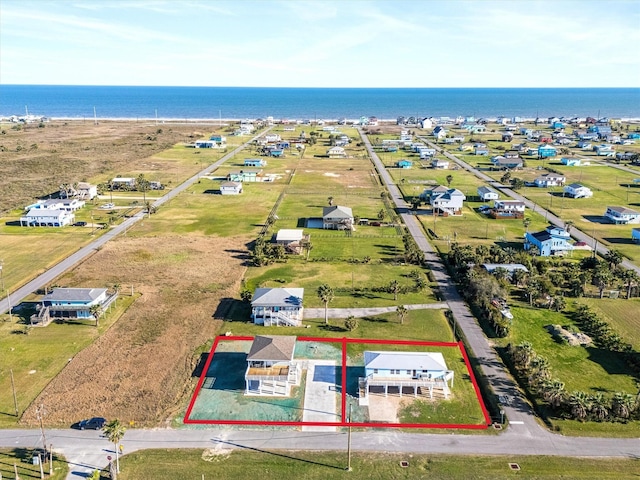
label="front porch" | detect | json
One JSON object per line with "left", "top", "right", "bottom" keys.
{"left": 359, "top": 372, "right": 454, "bottom": 406}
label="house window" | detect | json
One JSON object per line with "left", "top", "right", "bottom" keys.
{"left": 373, "top": 369, "right": 378, "bottom": 374}
{"left": 406, "top": 370, "right": 411, "bottom": 375}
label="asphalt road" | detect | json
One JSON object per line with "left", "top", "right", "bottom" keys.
{"left": 0, "top": 128, "right": 272, "bottom": 316}
{"left": 418, "top": 136, "right": 640, "bottom": 275}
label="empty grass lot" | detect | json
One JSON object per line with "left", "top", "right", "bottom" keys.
{"left": 0, "top": 448, "right": 68, "bottom": 480}
{"left": 116, "top": 449, "right": 640, "bottom": 480}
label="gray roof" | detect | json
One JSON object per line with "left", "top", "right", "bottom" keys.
{"left": 364, "top": 351, "right": 447, "bottom": 371}
{"left": 247, "top": 335, "right": 296, "bottom": 361}
{"left": 567, "top": 183, "right": 587, "bottom": 189}
{"left": 478, "top": 186, "right": 498, "bottom": 195}
{"left": 43, "top": 288, "right": 107, "bottom": 303}
{"left": 251, "top": 288, "right": 304, "bottom": 307}
{"left": 607, "top": 206, "right": 640, "bottom": 215}
{"left": 323, "top": 205, "right": 353, "bottom": 219}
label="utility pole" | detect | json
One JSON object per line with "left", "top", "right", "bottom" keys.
{"left": 10, "top": 369, "right": 18, "bottom": 416}
{"left": 346, "top": 403, "right": 352, "bottom": 471}
{"left": 37, "top": 404, "right": 48, "bottom": 458}
{"left": 0, "top": 259, "right": 4, "bottom": 291}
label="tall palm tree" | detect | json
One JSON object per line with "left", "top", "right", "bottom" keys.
{"left": 622, "top": 269, "right": 639, "bottom": 299}
{"left": 564, "top": 220, "right": 574, "bottom": 233}
{"left": 103, "top": 419, "right": 126, "bottom": 475}
{"left": 137, "top": 173, "right": 149, "bottom": 209}
{"left": 446, "top": 174, "right": 453, "bottom": 187}
{"left": 523, "top": 217, "right": 531, "bottom": 233}
{"left": 604, "top": 249, "right": 624, "bottom": 271}
{"left": 396, "top": 305, "right": 408, "bottom": 324}
{"left": 389, "top": 280, "right": 400, "bottom": 301}
{"left": 89, "top": 304, "right": 103, "bottom": 327}
{"left": 327, "top": 196, "right": 334, "bottom": 206}
{"left": 317, "top": 284, "right": 334, "bottom": 324}
{"left": 594, "top": 263, "right": 614, "bottom": 298}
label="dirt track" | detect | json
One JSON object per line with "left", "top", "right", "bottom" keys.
{"left": 20, "top": 234, "right": 248, "bottom": 427}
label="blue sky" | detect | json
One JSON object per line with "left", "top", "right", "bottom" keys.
{"left": 1, "top": 0, "right": 639, "bottom": 87}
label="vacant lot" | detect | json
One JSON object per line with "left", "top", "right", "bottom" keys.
{"left": 19, "top": 233, "right": 248, "bottom": 427}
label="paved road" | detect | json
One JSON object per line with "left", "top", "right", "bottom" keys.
{"left": 360, "top": 130, "right": 540, "bottom": 435}
{"left": 0, "top": 129, "right": 272, "bottom": 315}
{"left": 303, "top": 303, "right": 448, "bottom": 319}
{"left": 418, "top": 136, "right": 640, "bottom": 275}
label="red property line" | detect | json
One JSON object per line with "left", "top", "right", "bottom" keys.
{"left": 184, "top": 335, "right": 489, "bottom": 429}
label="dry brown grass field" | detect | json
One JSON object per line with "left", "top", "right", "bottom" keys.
{"left": 18, "top": 233, "right": 248, "bottom": 427}
{"left": 0, "top": 120, "right": 225, "bottom": 213}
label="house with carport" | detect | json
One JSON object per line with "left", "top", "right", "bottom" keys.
{"left": 359, "top": 351, "right": 454, "bottom": 405}
{"left": 245, "top": 335, "right": 301, "bottom": 396}
{"left": 251, "top": 288, "right": 304, "bottom": 326}
{"left": 490, "top": 200, "right": 525, "bottom": 219}
{"left": 20, "top": 209, "right": 75, "bottom": 227}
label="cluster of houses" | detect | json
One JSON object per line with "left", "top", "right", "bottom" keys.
{"left": 243, "top": 334, "right": 454, "bottom": 404}
{"left": 19, "top": 182, "right": 97, "bottom": 227}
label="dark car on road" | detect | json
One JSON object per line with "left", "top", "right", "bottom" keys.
{"left": 74, "top": 417, "right": 106, "bottom": 430}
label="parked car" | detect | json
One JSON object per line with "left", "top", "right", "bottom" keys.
{"left": 478, "top": 205, "right": 491, "bottom": 213}
{"left": 100, "top": 203, "right": 115, "bottom": 209}
{"left": 74, "top": 417, "right": 106, "bottom": 430}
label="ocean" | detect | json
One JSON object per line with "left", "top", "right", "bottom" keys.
{"left": 1, "top": 85, "right": 639, "bottom": 120}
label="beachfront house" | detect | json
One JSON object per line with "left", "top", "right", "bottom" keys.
{"left": 605, "top": 206, "right": 640, "bottom": 224}
{"left": 478, "top": 186, "right": 499, "bottom": 201}
{"left": 563, "top": 183, "right": 593, "bottom": 198}
{"left": 561, "top": 157, "right": 582, "bottom": 166}
{"left": 490, "top": 200, "right": 525, "bottom": 219}
{"left": 274, "top": 229, "right": 309, "bottom": 255}
{"left": 534, "top": 173, "right": 566, "bottom": 188}
{"left": 537, "top": 145, "right": 557, "bottom": 158}
{"left": 251, "top": 288, "right": 304, "bottom": 327}
{"left": 430, "top": 188, "right": 466, "bottom": 216}
{"left": 525, "top": 226, "right": 574, "bottom": 257}
{"left": 219, "top": 181, "right": 243, "bottom": 195}
{"left": 323, "top": 205, "right": 354, "bottom": 230}
{"left": 359, "top": 351, "right": 454, "bottom": 405}
{"left": 20, "top": 209, "right": 75, "bottom": 227}
{"left": 76, "top": 182, "right": 98, "bottom": 200}
{"left": 245, "top": 335, "right": 301, "bottom": 396}
{"left": 110, "top": 177, "right": 136, "bottom": 189}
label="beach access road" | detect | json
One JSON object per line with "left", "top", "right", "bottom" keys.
{"left": 0, "top": 127, "right": 273, "bottom": 316}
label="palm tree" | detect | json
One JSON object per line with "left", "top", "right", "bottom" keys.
{"left": 89, "top": 304, "right": 103, "bottom": 327}
{"left": 103, "top": 419, "right": 126, "bottom": 475}
{"left": 594, "top": 263, "right": 614, "bottom": 298}
{"left": 317, "top": 284, "right": 334, "bottom": 324}
{"left": 622, "top": 269, "right": 639, "bottom": 299}
{"left": 589, "top": 393, "right": 609, "bottom": 421}
{"left": 512, "top": 341, "right": 534, "bottom": 370}
{"left": 396, "top": 305, "right": 408, "bottom": 324}
{"left": 344, "top": 315, "right": 359, "bottom": 331}
{"left": 446, "top": 174, "right": 453, "bottom": 187}
{"left": 604, "top": 249, "right": 623, "bottom": 271}
{"left": 550, "top": 295, "right": 566, "bottom": 312}
{"left": 564, "top": 220, "right": 574, "bottom": 234}
{"left": 137, "top": 173, "right": 149, "bottom": 210}
{"left": 542, "top": 379, "right": 566, "bottom": 408}
{"left": 568, "top": 391, "right": 591, "bottom": 421}
{"left": 389, "top": 280, "right": 400, "bottom": 301}
{"left": 611, "top": 392, "right": 636, "bottom": 420}
{"left": 523, "top": 217, "right": 531, "bottom": 232}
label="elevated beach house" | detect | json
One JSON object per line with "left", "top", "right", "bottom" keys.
{"left": 561, "top": 157, "right": 582, "bottom": 167}
{"left": 20, "top": 209, "right": 75, "bottom": 227}
{"left": 227, "top": 169, "right": 264, "bottom": 182}
{"left": 431, "top": 158, "right": 450, "bottom": 169}
{"left": 430, "top": 188, "right": 466, "bottom": 216}
{"left": 359, "top": 351, "right": 454, "bottom": 405}
{"left": 491, "top": 155, "right": 523, "bottom": 170}
{"left": 245, "top": 335, "right": 301, "bottom": 396}
{"left": 219, "top": 181, "right": 243, "bottom": 195}
{"left": 490, "top": 200, "right": 525, "bottom": 219}
{"left": 534, "top": 173, "right": 566, "bottom": 187}
{"left": 605, "top": 206, "right": 640, "bottom": 224}
{"left": 537, "top": 145, "right": 557, "bottom": 158}
{"left": 323, "top": 205, "right": 354, "bottom": 230}
{"left": 396, "top": 159, "right": 413, "bottom": 169}
{"left": 251, "top": 288, "right": 304, "bottom": 326}
{"left": 478, "top": 186, "right": 499, "bottom": 201}
{"left": 275, "top": 229, "right": 309, "bottom": 255}
{"left": 244, "top": 158, "right": 267, "bottom": 167}
{"left": 525, "top": 226, "right": 573, "bottom": 256}
{"left": 563, "top": 183, "right": 593, "bottom": 198}
{"left": 327, "top": 146, "right": 347, "bottom": 158}
{"left": 31, "top": 287, "right": 118, "bottom": 325}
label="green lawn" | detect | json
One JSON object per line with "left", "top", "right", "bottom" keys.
{"left": 116, "top": 449, "right": 640, "bottom": 480}
{"left": 0, "top": 448, "right": 68, "bottom": 480}
{"left": 581, "top": 298, "right": 640, "bottom": 350}
{"left": 0, "top": 294, "right": 137, "bottom": 428}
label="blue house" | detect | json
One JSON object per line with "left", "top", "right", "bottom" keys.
{"left": 396, "top": 159, "right": 413, "bottom": 169}
{"left": 244, "top": 158, "right": 267, "bottom": 167}
{"left": 628, "top": 133, "right": 640, "bottom": 139}
{"left": 551, "top": 121, "right": 565, "bottom": 129}
{"left": 41, "top": 288, "right": 116, "bottom": 320}
{"left": 561, "top": 157, "right": 581, "bottom": 166}
{"left": 524, "top": 226, "right": 573, "bottom": 256}
{"left": 268, "top": 149, "right": 284, "bottom": 157}
{"left": 538, "top": 145, "right": 557, "bottom": 158}
{"left": 360, "top": 351, "right": 454, "bottom": 403}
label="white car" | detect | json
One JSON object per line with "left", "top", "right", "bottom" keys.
{"left": 100, "top": 203, "right": 115, "bottom": 209}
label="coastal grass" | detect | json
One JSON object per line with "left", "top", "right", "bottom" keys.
{"left": 0, "top": 448, "right": 68, "bottom": 480}
{"left": 243, "top": 261, "right": 439, "bottom": 308}
{"left": 116, "top": 449, "right": 640, "bottom": 480}
{"left": 0, "top": 294, "right": 137, "bottom": 428}
{"left": 223, "top": 309, "right": 451, "bottom": 344}
{"left": 580, "top": 297, "right": 640, "bottom": 350}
